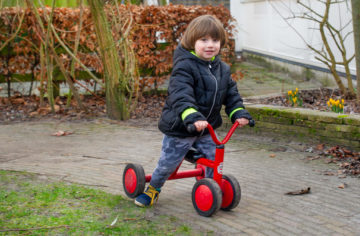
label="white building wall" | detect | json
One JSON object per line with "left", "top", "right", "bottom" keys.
{"left": 231, "top": 0, "right": 355, "bottom": 75}
{"left": 143, "top": 0, "right": 169, "bottom": 5}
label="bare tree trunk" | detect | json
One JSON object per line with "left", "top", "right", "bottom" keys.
{"left": 272, "top": 0, "right": 356, "bottom": 98}
{"left": 87, "top": 0, "right": 129, "bottom": 120}
{"left": 351, "top": 0, "right": 360, "bottom": 104}
{"left": 67, "top": 0, "right": 84, "bottom": 108}
{"left": 45, "top": 1, "right": 56, "bottom": 112}
{"left": 319, "top": 0, "right": 351, "bottom": 97}
{"left": 39, "top": 43, "right": 46, "bottom": 107}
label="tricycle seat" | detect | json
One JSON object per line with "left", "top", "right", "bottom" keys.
{"left": 184, "top": 147, "right": 205, "bottom": 163}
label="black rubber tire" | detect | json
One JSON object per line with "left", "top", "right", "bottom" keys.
{"left": 220, "top": 174, "right": 241, "bottom": 211}
{"left": 122, "top": 163, "right": 146, "bottom": 198}
{"left": 192, "top": 178, "right": 222, "bottom": 217}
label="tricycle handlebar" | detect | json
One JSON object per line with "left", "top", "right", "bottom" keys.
{"left": 186, "top": 119, "right": 255, "bottom": 145}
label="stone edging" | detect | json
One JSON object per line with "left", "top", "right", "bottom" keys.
{"left": 221, "top": 104, "right": 360, "bottom": 150}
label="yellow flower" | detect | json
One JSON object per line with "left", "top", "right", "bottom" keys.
{"left": 341, "top": 99, "right": 344, "bottom": 104}
{"left": 293, "top": 97, "right": 297, "bottom": 103}
{"left": 296, "top": 88, "right": 299, "bottom": 92}
{"left": 288, "top": 91, "right": 292, "bottom": 96}
{"left": 327, "top": 101, "right": 331, "bottom": 107}
{"left": 339, "top": 104, "right": 343, "bottom": 109}
{"left": 335, "top": 100, "right": 340, "bottom": 106}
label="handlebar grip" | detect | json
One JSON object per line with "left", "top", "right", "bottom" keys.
{"left": 249, "top": 119, "right": 255, "bottom": 127}
{"left": 186, "top": 124, "right": 197, "bottom": 134}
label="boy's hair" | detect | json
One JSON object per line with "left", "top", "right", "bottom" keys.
{"left": 181, "top": 15, "right": 227, "bottom": 51}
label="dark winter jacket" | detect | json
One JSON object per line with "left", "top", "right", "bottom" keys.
{"left": 158, "top": 45, "right": 252, "bottom": 137}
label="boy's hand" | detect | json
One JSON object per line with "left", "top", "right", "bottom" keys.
{"left": 194, "top": 120, "right": 208, "bottom": 132}
{"left": 236, "top": 118, "right": 249, "bottom": 127}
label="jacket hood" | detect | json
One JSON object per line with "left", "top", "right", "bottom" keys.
{"left": 173, "top": 44, "right": 220, "bottom": 68}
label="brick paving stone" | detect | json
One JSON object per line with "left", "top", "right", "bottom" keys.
{"left": 324, "top": 224, "right": 356, "bottom": 236}
{"left": 1, "top": 120, "right": 360, "bottom": 235}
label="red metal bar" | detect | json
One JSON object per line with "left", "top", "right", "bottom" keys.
{"left": 167, "top": 168, "right": 204, "bottom": 180}
{"left": 207, "top": 122, "right": 239, "bottom": 145}
{"left": 213, "top": 147, "right": 225, "bottom": 185}
{"left": 207, "top": 125, "right": 222, "bottom": 145}
{"left": 145, "top": 174, "right": 151, "bottom": 182}
{"left": 144, "top": 161, "right": 204, "bottom": 183}
{"left": 196, "top": 158, "right": 216, "bottom": 169}
{"left": 221, "top": 122, "right": 239, "bottom": 144}
{"left": 169, "top": 160, "right": 183, "bottom": 179}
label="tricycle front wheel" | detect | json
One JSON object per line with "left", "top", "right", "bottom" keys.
{"left": 122, "top": 163, "right": 146, "bottom": 198}
{"left": 192, "top": 178, "right": 222, "bottom": 217}
{"left": 220, "top": 174, "right": 241, "bottom": 211}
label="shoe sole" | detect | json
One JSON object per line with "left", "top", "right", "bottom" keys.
{"left": 134, "top": 199, "right": 146, "bottom": 207}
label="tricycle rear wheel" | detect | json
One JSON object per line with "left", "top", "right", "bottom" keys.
{"left": 122, "top": 163, "right": 146, "bottom": 198}
{"left": 192, "top": 178, "right": 222, "bottom": 217}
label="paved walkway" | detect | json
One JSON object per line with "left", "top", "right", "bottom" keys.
{"left": 1, "top": 119, "right": 360, "bottom": 235}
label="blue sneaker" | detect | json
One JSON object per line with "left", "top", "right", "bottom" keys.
{"left": 135, "top": 185, "right": 161, "bottom": 207}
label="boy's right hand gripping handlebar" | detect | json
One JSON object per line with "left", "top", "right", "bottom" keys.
{"left": 186, "top": 119, "right": 255, "bottom": 145}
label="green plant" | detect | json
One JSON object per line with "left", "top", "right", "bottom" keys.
{"left": 327, "top": 98, "right": 344, "bottom": 113}
{"left": 287, "top": 88, "right": 303, "bottom": 107}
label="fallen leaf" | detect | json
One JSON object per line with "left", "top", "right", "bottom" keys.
{"left": 269, "top": 154, "right": 276, "bottom": 158}
{"left": 338, "top": 183, "right": 347, "bottom": 189}
{"left": 323, "top": 171, "right": 335, "bottom": 176}
{"left": 306, "top": 156, "right": 320, "bottom": 161}
{"left": 325, "top": 159, "right": 337, "bottom": 164}
{"left": 11, "top": 98, "right": 25, "bottom": 104}
{"left": 52, "top": 130, "right": 73, "bottom": 136}
{"left": 29, "top": 111, "right": 38, "bottom": 117}
{"left": 285, "top": 187, "right": 311, "bottom": 195}
{"left": 316, "top": 144, "right": 325, "bottom": 151}
{"left": 110, "top": 215, "right": 118, "bottom": 226}
{"left": 37, "top": 105, "right": 60, "bottom": 115}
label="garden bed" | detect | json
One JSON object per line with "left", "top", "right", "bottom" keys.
{"left": 244, "top": 88, "right": 359, "bottom": 114}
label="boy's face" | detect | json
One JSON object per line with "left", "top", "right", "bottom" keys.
{"left": 194, "top": 35, "right": 220, "bottom": 61}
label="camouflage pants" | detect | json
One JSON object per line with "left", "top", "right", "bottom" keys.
{"left": 150, "top": 134, "right": 216, "bottom": 189}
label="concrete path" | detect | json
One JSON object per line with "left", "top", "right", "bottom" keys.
{"left": 1, "top": 119, "right": 359, "bottom": 235}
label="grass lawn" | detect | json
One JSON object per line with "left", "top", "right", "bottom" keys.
{"left": 0, "top": 170, "right": 205, "bottom": 235}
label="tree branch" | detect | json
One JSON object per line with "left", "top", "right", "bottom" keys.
{"left": 0, "top": 9, "right": 25, "bottom": 51}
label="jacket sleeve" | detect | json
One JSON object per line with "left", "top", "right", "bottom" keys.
{"left": 223, "top": 68, "right": 252, "bottom": 123}
{"left": 167, "top": 60, "right": 206, "bottom": 126}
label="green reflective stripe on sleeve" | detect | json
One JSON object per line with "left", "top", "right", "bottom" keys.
{"left": 229, "top": 108, "right": 244, "bottom": 120}
{"left": 181, "top": 108, "right": 198, "bottom": 121}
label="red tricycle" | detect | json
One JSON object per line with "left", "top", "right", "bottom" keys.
{"left": 122, "top": 120, "right": 255, "bottom": 217}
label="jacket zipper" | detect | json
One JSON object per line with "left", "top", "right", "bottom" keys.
{"left": 207, "top": 64, "right": 218, "bottom": 119}
{"left": 200, "top": 63, "right": 218, "bottom": 136}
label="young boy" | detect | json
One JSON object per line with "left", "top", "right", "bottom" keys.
{"left": 135, "top": 15, "right": 252, "bottom": 207}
